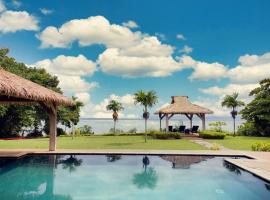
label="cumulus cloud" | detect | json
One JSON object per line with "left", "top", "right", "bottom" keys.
{"left": 32, "top": 54, "right": 97, "bottom": 93}
{"left": 122, "top": 20, "right": 138, "bottom": 28}
{"left": 37, "top": 16, "right": 141, "bottom": 48}
{"left": 40, "top": 8, "right": 53, "bottom": 15}
{"left": 12, "top": 0, "right": 21, "bottom": 8}
{"left": 0, "top": 10, "right": 39, "bottom": 33}
{"left": 98, "top": 48, "right": 182, "bottom": 78}
{"left": 228, "top": 52, "right": 270, "bottom": 83}
{"left": 176, "top": 33, "right": 186, "bottom": 40}
{"left": 179, "top": 45, "right": 193, "bottom": 54}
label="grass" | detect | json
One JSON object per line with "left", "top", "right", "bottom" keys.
{"left": 206, "top": 136, "right": 270, "bottom": 150}
{"left": 0, "top": 135, "right": 205, "bottom": 150}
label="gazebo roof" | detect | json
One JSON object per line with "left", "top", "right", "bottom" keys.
{"left": 155, "top": 96, "right": 213, "bottom": 115}
{"left": 0, "top": 68, "right": 74, "bottom": 106}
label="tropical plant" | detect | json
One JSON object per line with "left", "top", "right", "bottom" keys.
{"left": 221, "top": 93, "right": 245, "bottom": 136}
{"left": 209, "top": 121, "right": 227, "bottom": 132}
{"left": 240, "top": 79, "right": 270, "bottom": 136}
{"left": 79, "top": 125, "right": 94, "bottom": 135}
{"left": 134, "top": 90, "right": 158, "bottom": 142}
{"left": 106, "top": 100, "right": 124, "bottom": 134}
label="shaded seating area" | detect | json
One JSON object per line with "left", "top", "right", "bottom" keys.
{"left": 0, "top": 68, "right": 74, "bottom": 151}
{"left": 155, "top": 96, "right": 213, "bottom": 133}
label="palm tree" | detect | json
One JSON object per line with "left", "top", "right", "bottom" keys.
{"left": 221, "top": 93, "right": 245, "bottom": 136}
{"left": 106, "top": 100, "right": 124, "bottom": 134}
{"left": 134, "top": 90, "right": 158, "bottom": 142}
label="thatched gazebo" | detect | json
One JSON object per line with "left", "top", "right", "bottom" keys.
{"left": 155, "top": 96, "right": 213, "bottom": 132}
{"left": 0, "top": 68, "right": 74, "bottom": 151}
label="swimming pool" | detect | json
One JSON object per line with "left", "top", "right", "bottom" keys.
{"left": 0, "top": 154, "right": 269, "bottom": 200}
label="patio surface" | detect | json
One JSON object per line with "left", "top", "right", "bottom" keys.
{"left": 0, "top": 149, "right": 269, "bottom": 182}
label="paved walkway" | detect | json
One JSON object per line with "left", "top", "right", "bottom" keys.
{"left": 189, "top": 138, "right": 230, "bottom": 150}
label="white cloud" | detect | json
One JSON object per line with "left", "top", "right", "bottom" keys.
{"left": 37, "top": 16, "right": 141, "bottom": 48}
{"left": 75, "top": 92, "right": 91, "bottom": 104}
{"left": 155, "top": 32, "right": 166, "bottom": 40}
{"left": 200, "top": 83, "right": 258, "bottom": 98}
{"left": 0, "top": 0, "right": 6, "bottom": 12}
{"left": 40, "top": 8, "right": 53, "bottom": 15}
{"left": 0, "top": 10, "right": 38, "bottom": 33}
{"left": 122, "top": 20, "right": 138, "bottom": 28}
{"left": 179, "top": 45, "right": 193, "bottom": 54}
{"left": 33, "top": 54, "right": 96, "bottom": 76}
{"left": 176, "top": 33, "right": 186, "bottom": 40}
{"left": 98, "top": 48, "right": 182, "bottom": 78}
{"left": 32, "top": 54, "right": 97, "bottom": 93}
{"left": 228, "top": 52, "right": 270, "bottom": 83}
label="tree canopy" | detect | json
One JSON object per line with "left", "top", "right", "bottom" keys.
{"left": 0, "top": 48, "right": 83, "bottom": 137}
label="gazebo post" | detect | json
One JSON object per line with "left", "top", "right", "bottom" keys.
{"left": 47, "top": 103, "right": 57, "bottom": 151}
{"left": 165, "top": 114, "right": 169, "bottom": 132}
{"left": 202, "top": 114, "right": 206, "bottom": 131}
{"left": 189, "top": 114, "right": 193, "bottom": 129}
{"left": 159, "top": 113, "right": 162, "bottom": 131}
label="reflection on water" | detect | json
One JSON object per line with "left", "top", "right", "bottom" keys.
{"left": 160, "top": 155, "right": 213, "bottom": 169}
{"left": 132, "top": 156, "right": 158, "bottom": 190}
{"left": 106, "top": 155, "right": 122, "bottom": 162}
{"left": 0, "top": 155, "right": 269, "bottom": 200}
{"left": 223, "top": 160, "right": 241, "bottom": 175}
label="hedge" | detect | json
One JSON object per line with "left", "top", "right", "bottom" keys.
{"left": 199, "top": 130, "right": 226, "bottom": 139}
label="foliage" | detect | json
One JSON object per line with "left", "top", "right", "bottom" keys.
{"left": 149, "top": 131, "right": 181, "bottom": 140}
{"left": 208, "top": 121, "right": 227, "bottom": 132}
{"left": 57, "top": 127, "right": 67, "bottom": 136}
{"left": 134, "top": 90, "right": 158, "bottom": 142}
{"left": 74, "top": 128, "right": 81, "bottom": 136}
{"left": 237, "top": 122, "right": 259, "bottom": 136}
{"left": 199, "top": 130, "right": 226, "bottom": 139}
{"left": 127, "top": 128, "right": 137, "bottom": 133}
{"left": 251, "top": 142, "right": 270, "bottom": 152}
{"left": 209, "top": 143, "right": 221, "bottom": 150}
{"left": 0, "top": 48, "right": 83, "bottom": 137}
{"left": 79, "top": 125, "right": 94, "bottom": 135}
{"left": 240, "top": 79, "right": 270, "bottom": 136}
{"left": 108, "top": 128, "right": 124, "bottom": 134}
{"left": 221, "top": 92, "right": 245, "bottom": 136}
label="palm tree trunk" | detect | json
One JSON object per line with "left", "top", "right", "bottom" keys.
{"left": 145, "top": 106, "right": 147, "bottom": 143}
{"left": 233, "top": 117, "right": 236, "bottom": 137}
{"left": 114, "top": 120, "right": 116, "bottom": 134}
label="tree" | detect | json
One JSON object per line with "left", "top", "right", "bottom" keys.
{"left": 221, "top": 93, "right": 245, "bottom": 136}
{"left": 240, "top": 79, "right": 270, "bottom": 136}
{"left": 106, "top": 100, "right": 124, "bottom": 134}
{"left": 134, "top": 90, "right": 158, "bottom": 142}
{"left": 209, "top": 121, "right": 227, "bottom": 132}
{"left": 0, "top": 48, "right": 83, "bottom": 137}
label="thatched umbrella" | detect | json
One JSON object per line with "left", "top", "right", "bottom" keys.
{"left": 0, "top": 68, "right": 74, "bottom": 151}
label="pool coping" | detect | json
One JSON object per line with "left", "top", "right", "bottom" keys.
{"left": 0, "top": 149, "right": 269, "bottom": 182}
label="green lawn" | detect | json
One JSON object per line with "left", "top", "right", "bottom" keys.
{"left": 0, "top": 135, "right": 205, "bottom": 150}
{"left": 206, "top": 136, "right": 270, "bottom": 150}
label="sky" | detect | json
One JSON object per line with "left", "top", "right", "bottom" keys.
{"left": 0, "top": 0, "right": 270, "bottom": 120}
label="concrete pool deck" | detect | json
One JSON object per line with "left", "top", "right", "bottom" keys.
{"left": 0, "top": 149, "right": 269, "bottom": 182}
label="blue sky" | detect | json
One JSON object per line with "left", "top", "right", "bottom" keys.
{"left": 1, "top": 0, "right": 270, "bottom": 118}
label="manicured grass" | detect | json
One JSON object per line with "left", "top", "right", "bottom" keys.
{"left": 0, "top": 135, "right": 205, "bottom": 150}
{"left": 206, "top": 136, "right": 270, "bottom": 150}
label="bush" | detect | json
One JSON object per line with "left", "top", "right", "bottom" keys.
{"left": 209, "top": 121, "right": 227, "bottom": 132}
{"left": 150, "top": 132, "right": 181, "bottom": 140}
{"left": 210, "top": 143, "right": 221, "bottom": 150}
{"left": 251, "top": 142, "right": 270, "bottom": 152}
{"left": 199, "top": 130, "right": 226, "bottom": 139}
{"left": 127, "top": 128, "right": 137, "bottom": 133}
{"left": 79, "top": 125, "right": 94, "bottom": 135}
{"left": 238, "top": 122, "right": 261, "bottom": 136}
{"left": 57, "top": 127, "right": 67, "bottom": 136}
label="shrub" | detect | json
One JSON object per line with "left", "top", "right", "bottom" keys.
{"left": 127, "top": 128, "right": 137, "bottom": 133}
{"left": 57, "top": 127, "right": 67, "bottom": 136}
{"left": 150, "top": 132, "right": 181, "bottom": 140}
{"left": 79, "top": 125, "right": 94, "bottom": 135}
{"left": 209, "top": 121, "right": 227, "bottom": 132}
{"left": 251, "top": 142, "right": 270, "bottom": 152}
{"left": 238, "top": 122, "right": 261, "bottom": 136}
{"left": 199, "top": 130, "right": 226, "bottom": 139}
{"left": 210, "top": 143, "right": 221, "bottom": 150}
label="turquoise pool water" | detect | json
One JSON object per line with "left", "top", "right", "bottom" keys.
{"left": 0, "top": 155, "right": 269, "bottom": 200}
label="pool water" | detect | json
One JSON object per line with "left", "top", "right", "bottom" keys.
{"left": 0, "top": 155, "right": 269, "bottom": 200}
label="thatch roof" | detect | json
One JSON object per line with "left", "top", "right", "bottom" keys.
{"left": 155, "top": 96, "right": 213, "bottom": 114}
{"left": 0, "top": 68, "right": 74, "bottom": 106}
{"left": 160, "top": 155, "right": 213, "bottom": 169}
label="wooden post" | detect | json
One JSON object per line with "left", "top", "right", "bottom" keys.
{"left": 165, "top": 114, "right": 169, "bottom": 132}
{"left": 190, "top": 114, "right": 193, "bottom": 129}
{"left": 48, "top": 104, "right": 57, "bottom": 151}
{"left": 202, "top": 114, "right": 206, "bottom": 131}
